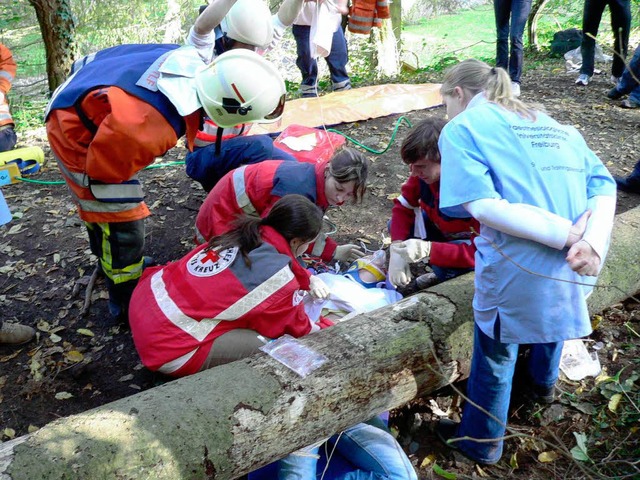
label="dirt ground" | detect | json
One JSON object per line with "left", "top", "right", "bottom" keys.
{"left": 1, "top": 55, "right": 639, "bottom": 479}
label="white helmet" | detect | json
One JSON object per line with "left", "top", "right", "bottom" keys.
{"left": 220, "top": 0, "right": 274, "bottom": 50}
{"left": 195, "top": 49, "right": 286, "bottom": 128}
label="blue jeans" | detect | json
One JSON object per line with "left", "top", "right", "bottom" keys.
{"left": 613, "top": 44, "right": 640, "bottom": 103}
{"left": 579, "top": 0, "right": 631, "bottom": 77}
{"left": 292, "top": 24, "right": 350, "bottom": 97}
{"left": 185, "top": 135, "right": 297, "bottom": 192}
{"left": 0, "top": 126, "right": 16, "bottom": 152}
{"left": 494, "top": 0, "right": 532, "bottom": 84}
{"left": 278, "top": 423, "right": 417, "bottom": 480}
{"left": 455, "top": 324, "right": 563, "bottom": 464}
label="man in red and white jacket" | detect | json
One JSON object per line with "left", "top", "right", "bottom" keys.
{"left": 388, "top": 118, "right": 479, "bottom": 288}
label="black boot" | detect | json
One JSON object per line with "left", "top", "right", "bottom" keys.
{"left": 614, "top": 174, "right": 640, "bottom": 194}
{"left": 615, "top": 159, "right": 640, "bottom": 193}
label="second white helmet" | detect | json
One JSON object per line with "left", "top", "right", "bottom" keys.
{"left": 195, "top": 49, "right": 286, "bottom": 128}
{"left": 220, "top": 0, "right": 274, "bottom": 50}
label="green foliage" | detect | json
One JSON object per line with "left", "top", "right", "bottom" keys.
{"left": 570, "top": 432, "right": 592, "bottom": 462}
{"left": 12, "top": 99, "right": 48, "bottom": 131}
{"left": 71, "top": 0, "right": 204, "bottom": 56}
{"left": 399, "top": 4, "right": 497, "bottom": 71}
{"left": 345, "top": 38, "right": 378, "bottom": 86}
{"left": 532, "top": 0, "right": 583, "bottom": 48}
{"left": 6, "top": 0, "right": 640, "bottom": 129}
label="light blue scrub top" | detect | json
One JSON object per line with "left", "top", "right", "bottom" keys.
{"left": 0, "top": 189, "right": 11, "bottom": 226}
{"left": 438, "top": 94, "right": 616, "bottom": 344}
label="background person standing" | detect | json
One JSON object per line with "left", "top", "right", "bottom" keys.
{"left": 575, "top": 0, "right": 630, "bottom": 86}
{"left": 0, "top": 43, "right": 17, "bottom": 152}
{"left": 434, "top": 59, "right": 616, "bottom": 465}
{"left": 292, "top": 0, "right": 351, "bottom": 97}
{"left": 493, "top": 0, "right": 532, "bottom": 96}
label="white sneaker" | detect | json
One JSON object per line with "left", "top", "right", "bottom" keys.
{"left": 511, "top": 82, "right": 521, "bottom": 97}
{"left": 575, "top": 74, "right": 591, "bottom": 86}
{"left": 610, "top": 75, "right": 621, "bottom": 85}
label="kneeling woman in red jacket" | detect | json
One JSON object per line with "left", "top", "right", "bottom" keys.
{"left": 129, "top": 194, "right": 329, "bottom": 377}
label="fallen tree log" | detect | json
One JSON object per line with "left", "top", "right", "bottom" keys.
{"left": 2, "top": 205, "right": 640, "bottom": 480}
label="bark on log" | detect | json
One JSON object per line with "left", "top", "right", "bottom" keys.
{"left": 2, "top": 206, "right": 640, "bottom": 480}
{"left": 27, "top": 0, "right": 76, "bottom": 92}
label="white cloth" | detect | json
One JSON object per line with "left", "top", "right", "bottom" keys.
{"left": 560, "top": 339, "right": 601, "bottom": 380}
{"left": 156, "top": 46, "right": 207, "bottom": 117}
{"left": 303, "top": 273, "right": 402, "bottom": 322}
{"left": 397, "top": 194, "right": 427, "bottom": 239}
{"left": 295, "top": 1, "right": 341, "bottom": 58}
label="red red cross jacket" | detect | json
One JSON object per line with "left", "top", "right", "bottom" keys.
{"left": 391, "top": 176, "right": 478, "bottom": 269}
{"left": 195, "top": 159, "right": 339, "bottom": 261}
{"left": 129, "top": 226, "right": 328, "bottom": 377}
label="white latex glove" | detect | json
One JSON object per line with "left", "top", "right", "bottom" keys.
{"left": 333, "top": 244, "right": 365, "bottom": 263}
{"left": 395, "top": 239, "right": 431, "bottom": 263}
{"left": 388, "top": 245, "right": 412, "bottom": 288}
{"left": 309, "top": 275, "right": 330, "bottom": 299}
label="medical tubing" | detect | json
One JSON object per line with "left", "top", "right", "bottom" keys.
{"left": 327, "top": 116, "right": 413, "bottom": 154}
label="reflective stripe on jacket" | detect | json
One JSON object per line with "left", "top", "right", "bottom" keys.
{"left": 0, "top": 44, "right": 16, "bottom": 127}
{"left": 129, "top": 226, "right": 315, "bottom": 377}
{"left": 348, "top": 0, "right": 390, "bottom": 35}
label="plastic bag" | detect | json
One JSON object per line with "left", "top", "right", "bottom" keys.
{"left": 564, "top": 45, "right": 612, "bottom": 73}
{"left": 559, "top": 339, "right": 602, "bottom": 381}
{"left": 260, "top": 334, "right": 327, "bottom": 377}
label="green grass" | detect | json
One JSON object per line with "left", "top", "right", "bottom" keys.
{"left": 398, "top": 1, "right": 639, "bottom": 70}
{"left": 401, "top": 4, "right": 497, "bottom": 69}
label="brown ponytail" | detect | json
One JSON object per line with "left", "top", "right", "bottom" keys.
{"left": 207, "top": 194, "right": 324, "bottom": 262}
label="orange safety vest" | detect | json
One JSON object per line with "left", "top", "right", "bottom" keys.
{"left": 0, "top": 44, "right": 16, "bottom": 128}
{"left": 348, "top": 0, "right": 390, "bottom": 35}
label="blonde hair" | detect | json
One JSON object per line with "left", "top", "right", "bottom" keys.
{"left": 440, "top": 59, "right": 537, "bottom": 121}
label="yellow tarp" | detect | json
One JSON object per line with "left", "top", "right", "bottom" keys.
{"left": 249, "top": 83, "right": 443, "bottom": 135}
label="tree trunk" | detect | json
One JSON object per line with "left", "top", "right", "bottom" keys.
{"left": 162, "top": 0, "right": 182, "bottom": 44}
{"left": 2, "top": 205, "right": 640, "bottom": 479}
{"left": 28, "top": 0, "right": 76, "bottom": 93}
{"left": 371, "top": 19, "right": 399, "bottom": 77}
{"left": 390, "top": 0, "right": 402, "bottom": 56}
{"left": 527, "top": 0, "right": 551, "bottom": 50}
